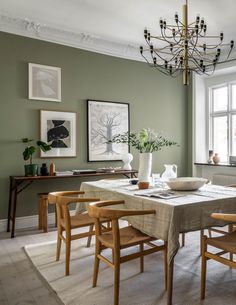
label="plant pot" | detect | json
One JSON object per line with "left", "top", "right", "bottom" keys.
{"left": 24, "top": 164, "right": 38, "bottom": 176}
{"left": 138, "top": 152, "right": 152, "bottom": 182}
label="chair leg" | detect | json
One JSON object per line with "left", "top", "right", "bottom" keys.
{"left": 93, "top": 239, "right": 101, "bottom": 287}
{"left": 56, "top": 227, "right": 62, "bottom": 261}
{"left": 54, "top": 204, "right": 57, "bottom": 227}
{"left": 86, "top": 225, "right": 94, "bottom": 247}
{"left": 42, "top": 198, "right": 48, "bottom": 233}
{"left": 181, "top": 233, "right": 185, "bottom": 247}
{"left": 65, "top": 232, "right": 71, "bottom": 276}
{"left": 228, "top": 224, "right": 233, "bottom": 262}
{"left": 208, "top": 229, "right": 212, "bottom": 238}
{"left": 38, "top": 198, "right": 43, "bottom": 230}
{"left": 200, "top": 229, "right": 204, "bottom": 255}
{"left": 140, "top": 243, "right": 144, "bottom": 273}
{"left": 114, "top": 250, "right": 120, "bottom": 305}
{"left": 201, "top": 235, "right": 207, "bottom": 300}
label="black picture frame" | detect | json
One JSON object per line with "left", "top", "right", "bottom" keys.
{"left": 87, "top": 100, "right": 130, "bottom": 162}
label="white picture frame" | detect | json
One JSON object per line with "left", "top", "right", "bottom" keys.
{"left": 40, "top": 110, "right": 77, "bottom": 157}
{"left": 29, "top": 63, "right": 61, "bottom": 102}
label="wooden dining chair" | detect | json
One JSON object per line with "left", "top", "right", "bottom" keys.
{"left": 48, "top": 191, "right": 110, "bottom": 276}
{"left": 88, "top": 200, "right": 167, "bottom": 305}
{"left": 201, "top": 212, "right": 236, "bottom": 299}
{"left": 206, "top": 184, "right": 236, "bottom": 260}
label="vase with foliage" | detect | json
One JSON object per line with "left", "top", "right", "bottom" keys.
{"left": 22, "top": 138, "right": 51, "bottom": 176}
{"left": 111, "top": 128, "right": 177, "bottom": 182}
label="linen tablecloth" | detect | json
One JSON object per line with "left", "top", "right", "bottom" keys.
{"left": 78, "top": 179, "right": 236, "bottom": 262}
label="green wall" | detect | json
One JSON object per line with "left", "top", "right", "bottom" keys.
{"left": 0, "top": 31, "right": 187, "bottom": 220}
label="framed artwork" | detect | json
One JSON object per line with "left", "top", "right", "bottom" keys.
{"left": 29, "top": 63, "right": 61, "bottom": 102}
{"left": 87, "top": 100, "right": 130, "bottom": 161}
{"left": 40, "top": 110, "right": 77, "bottom": 157}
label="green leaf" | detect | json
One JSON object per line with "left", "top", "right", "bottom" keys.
{"left": 23, "top": 146, "right": 36, "bottom": 161}
{"left": 37, "top": 141, "right": 51, "bottom": 152}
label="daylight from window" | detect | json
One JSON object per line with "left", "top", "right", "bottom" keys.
{"left": 209, "top": 83, "right": 236, "bottom": 162}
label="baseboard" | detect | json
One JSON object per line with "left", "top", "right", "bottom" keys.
{"left": 0, "top": 213, "right": 56, "bottom": 233}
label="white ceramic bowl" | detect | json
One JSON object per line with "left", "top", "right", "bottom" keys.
{"left": 166, "top": 177, "right": 207, "bottom": 191}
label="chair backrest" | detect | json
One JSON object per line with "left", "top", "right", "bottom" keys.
{"left": 88, "top": 200, "right": 156, "bottom": 248}
{"left": 48, "top": 191, "right": 100, "bottom": 230}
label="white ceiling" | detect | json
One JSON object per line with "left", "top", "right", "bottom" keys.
{"left": 1, "top": 0, "right": 236, "bottom": 60}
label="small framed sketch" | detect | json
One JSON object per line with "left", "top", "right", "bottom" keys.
{"left": 29, "top": 63, "right": 61, "bottom": 102}
{"left": 40, "top": 110, "right": 76, "bottom": 157}
{"left": 87, "top": 100, "right": 130, "bottom": 161}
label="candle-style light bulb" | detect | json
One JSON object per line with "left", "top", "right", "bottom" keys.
{"left": 196, "top": 14, "right": 200, "bottom": 24}
{"left": 220, "top": 32, "right": 224, "bottom": 41}
{"left": 175, "top": 12, "right": 178, "bottom": 23}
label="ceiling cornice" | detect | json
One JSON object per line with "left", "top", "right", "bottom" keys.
{"left": 0, "top": 13, "right": 142, "bottom": 62}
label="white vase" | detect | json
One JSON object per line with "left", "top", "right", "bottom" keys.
{"left": 161, "top": 164, "right": 177, "bottom": 181}
{"left": 138, "top": 153, "right": 152, "bottom": 182}
{"left": 122, "top": 153, "right": 133, "bottom": 170}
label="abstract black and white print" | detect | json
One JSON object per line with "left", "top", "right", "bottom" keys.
{"left": 47, "top": 120, "right": 71, "bottom": 148}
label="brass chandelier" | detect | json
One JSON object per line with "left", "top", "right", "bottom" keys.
{"left": 140, "top": 0, "right": 234, "bottom": 85}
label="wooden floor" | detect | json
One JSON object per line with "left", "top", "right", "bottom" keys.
{"left": 0, "top": 227, "right": 62, "bottom": 305}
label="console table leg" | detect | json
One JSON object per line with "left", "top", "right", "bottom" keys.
{"left": 7, "top": 177, "right": 13, "bottom": 232}
{"left": 11, "top": 187, "right": 18, "bottom": 238}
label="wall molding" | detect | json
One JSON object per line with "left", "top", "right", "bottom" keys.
{"left": 0, "top": 213, "right": 56, "bottom": 232}
{"left": 0, "top": 13, "right": 142, "bottom": 62}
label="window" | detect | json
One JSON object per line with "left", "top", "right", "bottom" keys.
{"left": 209, "top": 82, "right": 236, "bottom": 162}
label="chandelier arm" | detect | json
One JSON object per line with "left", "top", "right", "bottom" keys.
{"left": 227, "top": 48, "right": 233, "bottom": 59}
{"left": 160, "top": 28, "right": 180, "bottom": 45}
{"left": 141, "top": 53, "right": 158, "bottom": 68}
{"left": 189, "top": 35, "right": 200, "bottom": 57}
{"left": 153, "top": 43, "right": 184, "bottom": 53}
{"left": 150, "top": 35, "right": 170, "bottom": 42}
{"left": 203, "top": 42, "right": 223, "bottom": 50}
{"left": 189, "top": 50, "right": 215, "bottom": 63}
{"left": 173, "top": 35, "right": 183, "bottom": 44}
{"left": 152, "top": 49, "right": 175, "bottom": 62}
{"left": 161, "top": 29, "right": 176, "bottom": 41}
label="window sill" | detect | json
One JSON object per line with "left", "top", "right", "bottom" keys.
{"left": 194, "top": 162, "right": 236, "bottom": 168}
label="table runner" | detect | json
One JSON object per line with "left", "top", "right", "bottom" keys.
{"left": 79, "top": 179, "right": 236, "bottom": 262}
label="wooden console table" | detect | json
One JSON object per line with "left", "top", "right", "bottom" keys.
{"left": 8, "top": 170, "right": 137, "bottom": 238}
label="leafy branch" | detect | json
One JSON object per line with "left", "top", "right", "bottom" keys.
{"left": 110, "top": 129, "right": 177, "bottom": 153}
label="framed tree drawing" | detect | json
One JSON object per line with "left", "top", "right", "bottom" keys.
{"left": 40, "top": 110, "right": 77, "bottom": 157}
{"left": 29, "top": 63, "right": 61, "bottom": 102}
{"left": 87, "top": 100, "right": 130, "bottom": 161}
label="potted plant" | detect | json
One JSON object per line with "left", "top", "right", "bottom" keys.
{"left": 22, "top": 138, "right": 51, "bottom": 176}
{"left": 111, "top": 128, "right": 177, "bottom": 182}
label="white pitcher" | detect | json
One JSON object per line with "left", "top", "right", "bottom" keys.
{"left": 161, "top": 164, "right": 177, "bottom": 181}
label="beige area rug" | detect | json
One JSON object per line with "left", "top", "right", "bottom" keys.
{"left": 24, "top": 231, "right": 236, "bottom": 305}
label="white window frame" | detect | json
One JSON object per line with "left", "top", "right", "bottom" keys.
{"left": 208, "top": 81, "right": 236, "bottom": 162}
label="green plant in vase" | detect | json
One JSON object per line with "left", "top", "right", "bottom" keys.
{"left": 111, "top": 128, "right": 177, "bottom": 182}
{"left": 22, "top": 138, "right": 51, "bottom": 176}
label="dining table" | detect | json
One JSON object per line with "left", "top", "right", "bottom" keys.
{"left": 79, "top": 178, "right": 236, "bottom": 305}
